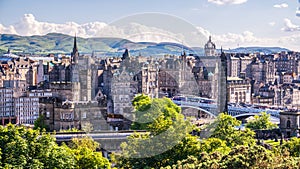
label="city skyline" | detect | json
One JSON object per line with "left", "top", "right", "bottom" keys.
{"left": 0, "top": 0, "right": 300, "bottom": 51}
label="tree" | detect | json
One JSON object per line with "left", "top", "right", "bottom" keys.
{"left": 220, "top": 145, "right": 273, "bottom": 169}
{"left": 0, "top": 124, "right": 76, "bottom": 168}
{"left": 34, "top": 114, "right": 49, "bottom": 131}
{"left": 69, "top": 137, "right": 111, "bottom": 169}
{"left": 82, "top": 122, "right": 94, "bottom": 133}
{"left": 0, "top": 124, "right": 111, "bottom": 169}
{"left": 200, "top": 138, "right": 230, "bottom": 154}
{"left": 245, "top": 112, "right": 278, "bottom": 130}
{"left": 281, "top": 137, "right": 300, "bottom": 157}
{"left": 118, "top": 95, "right": 201, "bottom": 168}
{"left": 208, "top": 113, "right": 255, "bottom": 147}
{"left": 131, "top": 94, "right": 183, "bottom": 135}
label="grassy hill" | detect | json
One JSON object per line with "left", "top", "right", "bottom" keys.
{"left": 0, "top": 33, "right": 197, "bottom": 56}
{"left": 0, "top": 33, "right": 290, "bottom": 56}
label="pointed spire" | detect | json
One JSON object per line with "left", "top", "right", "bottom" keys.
{"left": 73, "top": 34, "right": 78, "bottom": 53}
{"left": 209, "top": 35, "right": 211, "bottom": 42}
{"left": 122, "top": 49, "right": 130, "bottom": 60}
{"left": 71, "top": 34, "right": 79, "bottom": 64}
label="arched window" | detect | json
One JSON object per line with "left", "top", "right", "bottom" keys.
{"left": 287, "top": 120, "right": 291, "bottom": 128}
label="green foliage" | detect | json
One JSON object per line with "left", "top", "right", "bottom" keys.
{"left": 0, "top": 124, "right": 73, "bottom": 168}
{"left": 281, "top": 137, "right": 300, "bottom": 157}
{"left": 59, "top": 128, "right": 81, "bottom": 133}
{"left": 209, "top": 113, "right": 255, "bottom": 147}
{"left": 131, "top": 94, "right": 183, "bottom": 135}
{"left": 116, "top": 105, "right": 300, "bottom": 169}
{"left": 0, "top": 33, "right": 198, "bottom": 55}
{"left": 69, "top": 137, "right": 111, "bottom": 169}
{"left": 245, "top": 112, "right": 278, "bottom": 130}
{"left": 0, "top": 124, "right": 111, "bottom": 169}
{"left": 162, "top": 145, "right": 300, "bottom": 169}
{"left": 69, "top": 137, "right": 100, "bottom": 152}
{"left": 34, "top": 114, "right": 49, "bottom": 131}
{"left": 81, "top": 122, "right": 94, "bottom": 133}
{"left": 200, "top": 138, "right": 230, "bottom": 154}
{"left": 220, "top": 145, "right": 273, "bottom": 169}
{"left": 118, "top": 95, "right": 200, "bottom": 168}
{"left": 264, "top": 139, "right": 281, "bottom": 147}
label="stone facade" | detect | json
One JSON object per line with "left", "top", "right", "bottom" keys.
{"left": 14, "top": 96, "right": 39, "bottom": 125}
{"left": 204, "top": 36, "right": 216, "bottom": 56}
{"left": 0, "top": 87, "right": 15, "bottom": 125}
{"left": 280, "top": 111, "right": 300, "bottom": 137}
{"left": 227, "top": 77, "right": 251, "bottom": 104}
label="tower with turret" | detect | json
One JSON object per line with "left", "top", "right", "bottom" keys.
{"left": 71, "top": 36, "right": 80, "bottom": 101}
{"left": 219, "top": 48, "right": 228, "bottom": 113}
{"left": 204, "top": 36, "right": 216, "bottom": 56}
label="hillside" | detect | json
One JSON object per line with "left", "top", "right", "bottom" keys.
{"left": 0, "top": 33, "right": 197, "bottom": 56}
{"left": 0, "top": 33, "right": 291, "bottom": 56}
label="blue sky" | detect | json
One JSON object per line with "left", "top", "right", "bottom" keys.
{"left": 0, "top": 0, "right": 300, "bottom": 50}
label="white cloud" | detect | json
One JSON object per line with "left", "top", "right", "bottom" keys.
{"left": 281, "top": 18, "right": 300, "bottom": 32}
{"left": 207, "top": 0, "right": 247, "bottom": 5}
{"left": 8, "top": 14, "right": 108, "bottom": 37}
{"left": 273, "top": 3, "right": 288, "bottom": 8}
{"left": 1, "top": 14, "right": 300, "bottom": 51}
{"left": 0, "top": 24, "right": 17, "bottom": 34}
{"left": 269, "top": 22, "right": 276, "bottom": 26}
{"left": 197, "top": 27, "right": 300, "bottom": 51}
{"left": 0, "top": 14, "right": 206, "bottom": 46}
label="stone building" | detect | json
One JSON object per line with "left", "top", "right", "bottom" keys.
{"left": 34, "top": 36, "right": 109, "bottom": 131}
{"left": 204, "top": 36, "right": 216, "bottom": 56}
{"left": 280, "top": 110, "right": 300, "bottom": 137}
{"left": 253, "top": 84, "right": 276, "bottom": 105}
{"left": 275, "top": 52, "right": 298, "bottom": 74}
{"left": 158, "top": 69, "right": 178, "bottom": 97}
{"left": 228, "top": 55, "right": 240, "bottom": 77}
{"left": 274, "top": 83, "right": 300, "bottom": 108}
{"left": 227, "top": 77, "right": 251, "bottom": 104}
{"left": 0, "top": 87, "right": 15, "bottom": 125}
{"left": 240, "top": 55, "right": 253, "bottom": 78}
{"left": 282, "top": 72, "right": 296, "bottom": 84}
{"left": 14, "top": 96, "right": 39, "bottom": 125}
{"left": 219, "top": 50, "right": 228, "bottom": 113}
{"left": 52, "top": 100, "right": 109, "bottom": 131}
{"left": 39, "top": 97, "right": 109, "bottom": 131}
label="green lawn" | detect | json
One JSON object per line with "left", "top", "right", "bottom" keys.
{"left": 264, "top": 139, "right": 281, "bottom": 147}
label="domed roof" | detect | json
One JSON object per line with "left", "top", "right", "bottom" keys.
{"left": 204, "top": 36, "right": 216, "bottom": 49}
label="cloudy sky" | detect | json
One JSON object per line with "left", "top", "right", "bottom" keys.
{"left": 0, "top": 0, "right": 300, "bottom": 51}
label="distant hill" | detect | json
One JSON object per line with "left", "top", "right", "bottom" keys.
{"left": 0, "top": 33, "right": 291, "bottom": 56}
{"left": 221, "top": 47, "right": 290, "bottom": 54}
{"left": 0, "top": 33, "right": 198, "bottom": 56}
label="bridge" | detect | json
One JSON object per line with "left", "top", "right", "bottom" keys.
{"left": 53, "top": 96, "right": 282, "bottom": 155}
{"left": 172, "top": 99, "right": 281, "bottom": 119}
{"left": 54, "top": 131, "right": 147, "bottom": 156}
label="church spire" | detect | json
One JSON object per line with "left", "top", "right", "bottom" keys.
{"left": 71, "top": 34, "right": 79, "bottom": 64}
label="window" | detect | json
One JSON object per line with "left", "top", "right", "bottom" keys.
{"left": 287, "top": 120, "right": 291, "bottom": 128}
{"left": 82, "top": 112, "right": 86, "bottom": 119}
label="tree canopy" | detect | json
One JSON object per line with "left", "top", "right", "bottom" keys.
{"left": 118, "top": 95, "right": 201, "bottom": 168}
{"left": 0, "top": 124, "right": 111, "bottom": 169}
{"left": 208, "top": 113, "right": 256, "bottom": 147}
{"left": 245, "top": 112, "right": 278, "bottom": 130}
